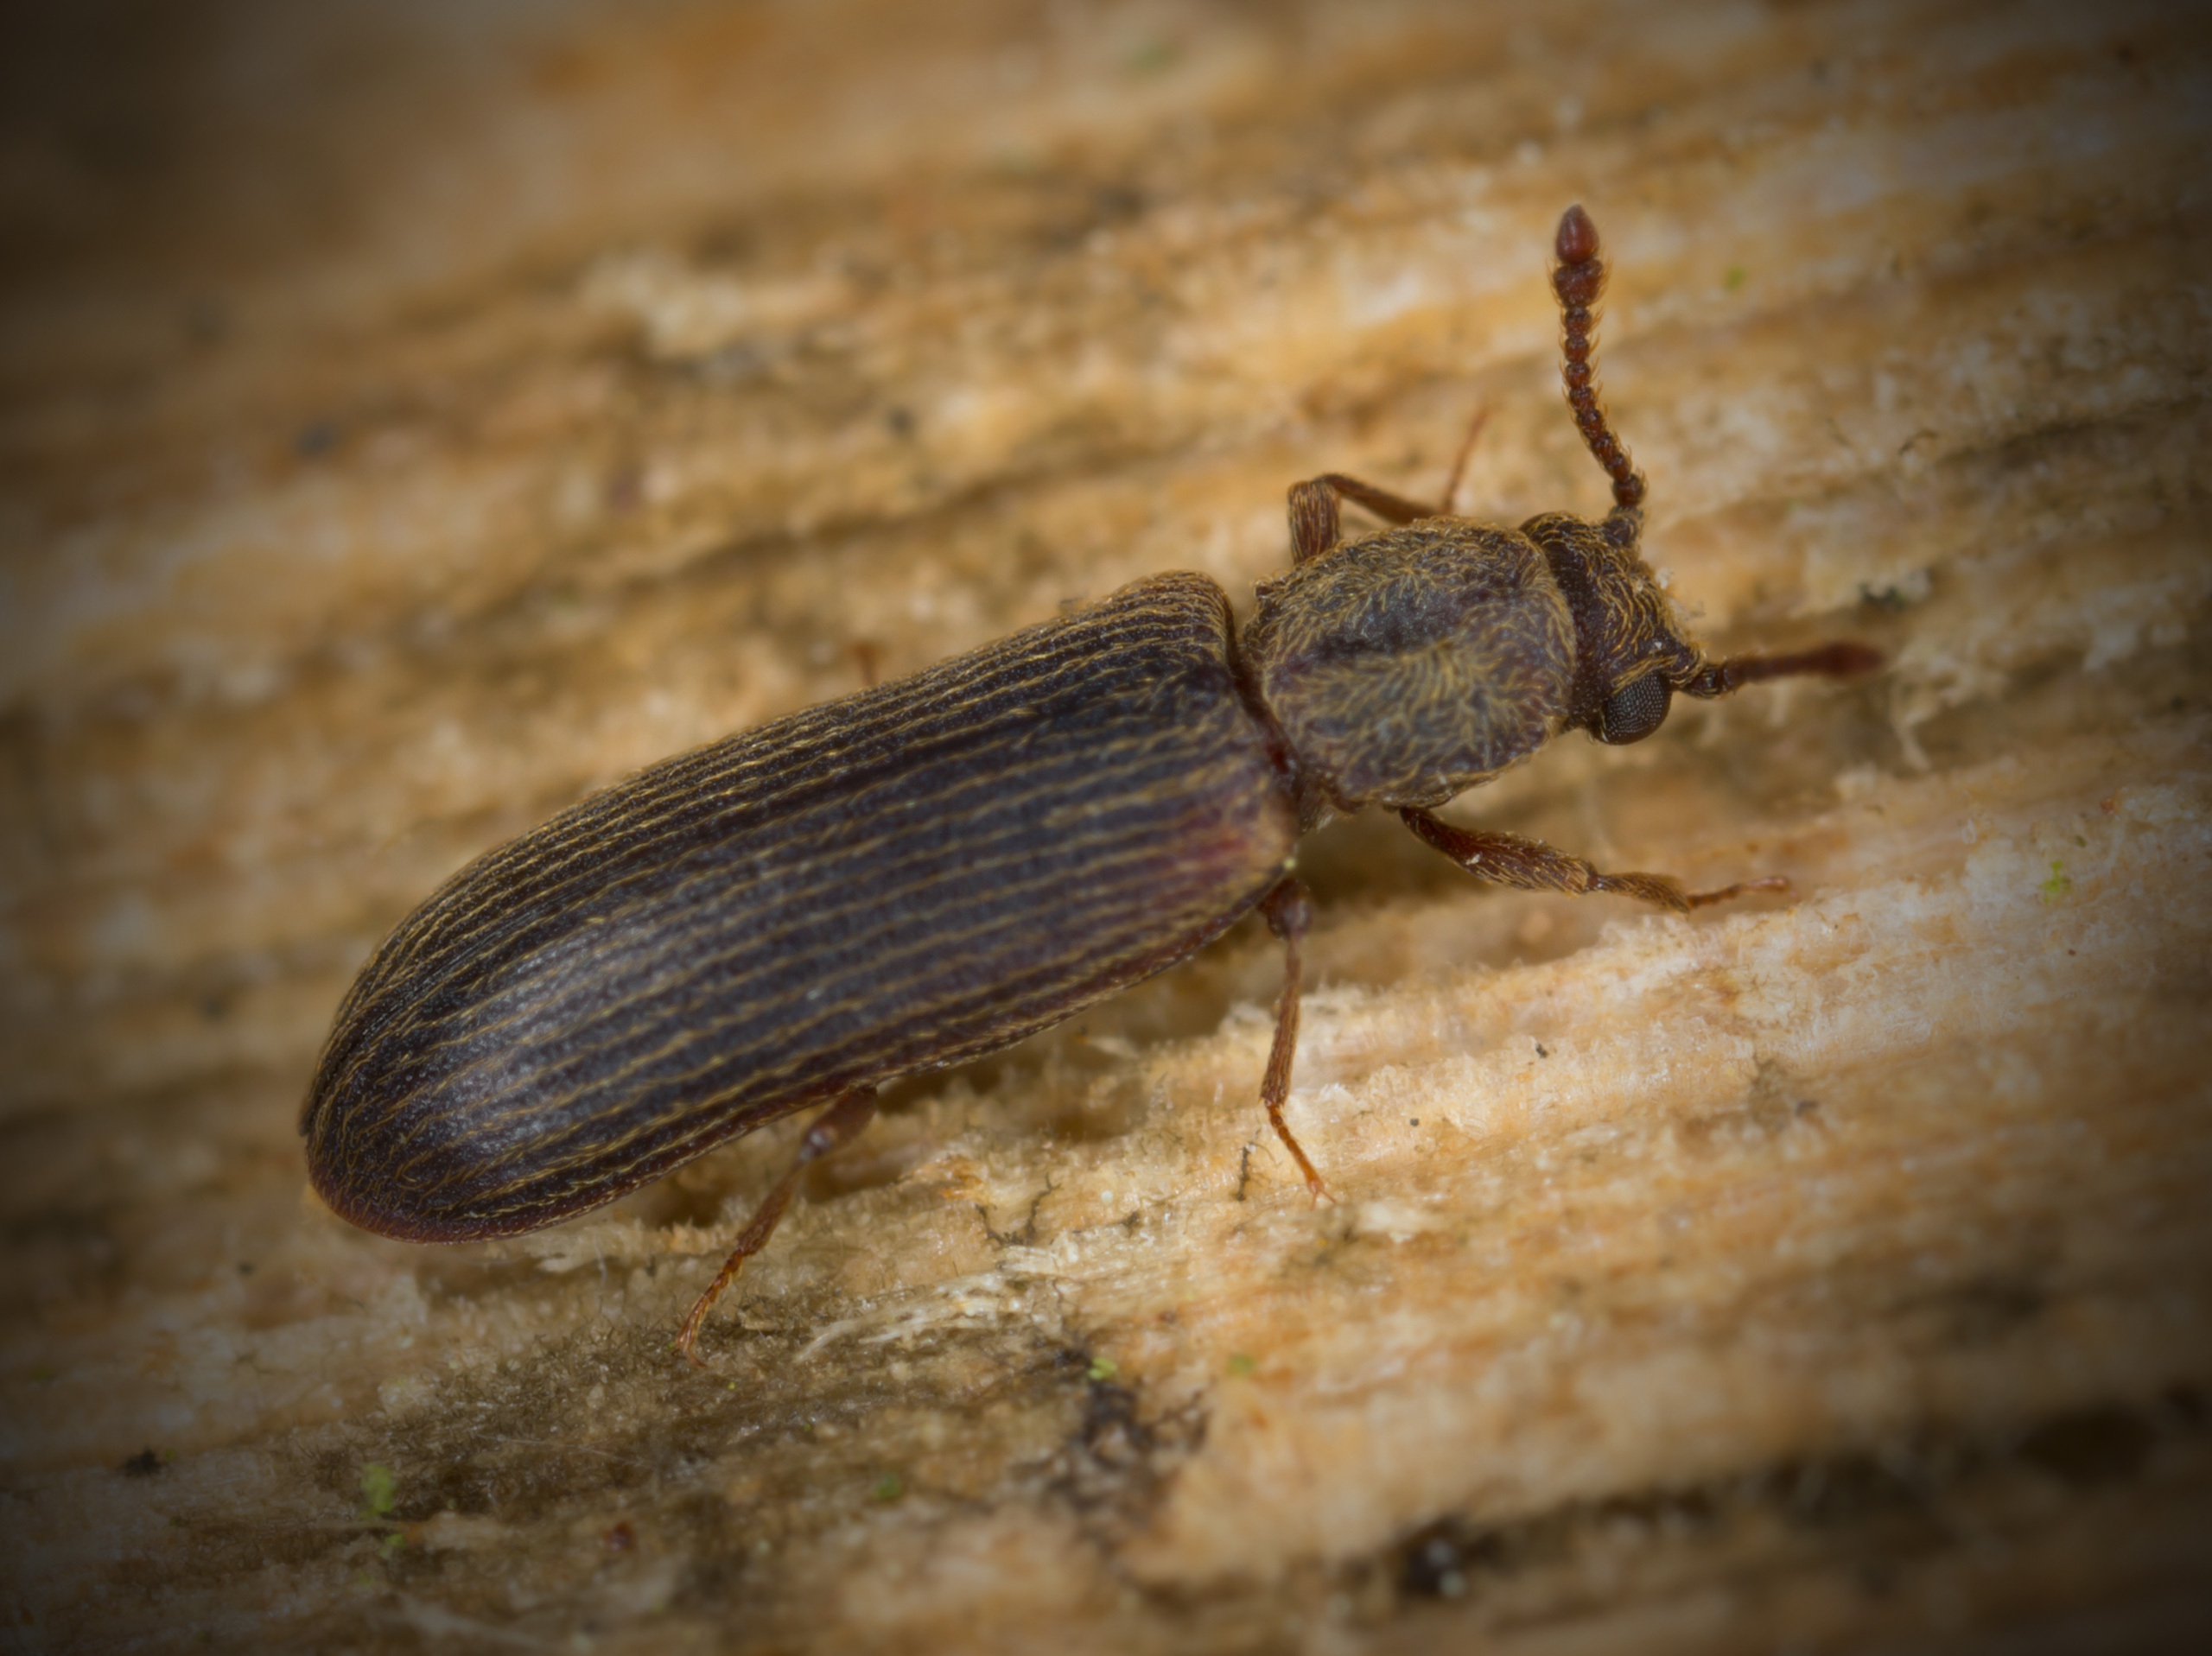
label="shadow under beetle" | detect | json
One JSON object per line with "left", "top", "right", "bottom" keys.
{"left": 303, "top": 206, "right": 1881, "bottom": 1362}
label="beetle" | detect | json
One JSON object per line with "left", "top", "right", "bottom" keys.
{"left": 303, "top": 205, "right": 1880, "bottom": 1361}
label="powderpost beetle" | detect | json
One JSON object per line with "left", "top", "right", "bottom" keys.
{"left": 304, "top": 206, "right": 1880, "bottom": 1361}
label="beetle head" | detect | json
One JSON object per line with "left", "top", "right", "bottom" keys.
{"left": 1519, "top": 511, "right": 1704, "bottom": 747}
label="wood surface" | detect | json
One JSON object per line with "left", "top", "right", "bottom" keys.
{"left": 3, "top": 2, "right": 2209, "bottom": 1650}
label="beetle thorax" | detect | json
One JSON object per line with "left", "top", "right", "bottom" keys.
{"left": 1240, "top": 522, "right": 1577, "bottom": 814}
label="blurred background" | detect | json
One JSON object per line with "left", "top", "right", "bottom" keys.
{"left": 4, "top": 2, "right": 2209, "bottom": 1650}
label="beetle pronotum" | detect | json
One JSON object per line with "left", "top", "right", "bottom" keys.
{"left": 304, "top": 206, "right": 1879, "bottom": 1361}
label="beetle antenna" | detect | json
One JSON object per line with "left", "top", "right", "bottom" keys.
{"left": 1552, "top": 205, "right": 1645, "bottom": 517}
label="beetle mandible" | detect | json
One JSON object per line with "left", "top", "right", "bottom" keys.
{"left": 303, "top": 206, "right": 1880, "bottom": 1362}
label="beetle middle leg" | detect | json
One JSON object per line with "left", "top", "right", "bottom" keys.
{"left": 675, "top": 1086, "right": 880, "bottom": 1365}
{"left": 1399, "top": 809, "right": 1790, "bottom": 915}
{"left": 1258, "top": 877, "right": 1332, "bottom": 1199}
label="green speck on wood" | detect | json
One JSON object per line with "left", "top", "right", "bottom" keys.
{"left": 1226, "top": 1352, "right": 1257, "bottom": 1378}
{"left": 378, "top": 1532, "right": 407, "bottom": 1558}
{"left": 872, "top": 1473, "right": 905, "bottom": 1502}
{"left": 1125, "top": 37, "right": 1175, "bottom": 73}
{"left": 2041, "top": 860, "right": 2073, "bottom": 903}
{"left": 1726, "top": 264, "right": 1747, "bottom": 289}
{"left": 1086, "top": 1355, "right": 1118, "bottom": 1381}
{"left": 359, "top": 1462, "right": 397, "bottom": 1519}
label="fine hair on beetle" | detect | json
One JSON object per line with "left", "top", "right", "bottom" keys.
{"left": 302, "top": 204, "right": 1883, "bottom": 1363}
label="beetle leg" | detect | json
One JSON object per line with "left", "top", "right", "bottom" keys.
{"left": 1287, "top": 474, "right": 1440, "bottom": 564}
{"left": 1675, "top": 642, "right": 1885, "bottom": 699}
{"left": 675, "top": 1086, "right": 880, "bottom": 1366}
{"left": 848, "top": 638, "right": 884, "bottom": 689}
{"left": 1435, "top": 408, "right": 1489, "bottom": 518}
{"left": 1259, "top": 877, "right": 1332, "bottom": 1201}
{"left": 1287, "top": 410, "right": 1490, "bottom": 564}
{"left": 1400, "top": 809, "right": 1791, "bottom": 913}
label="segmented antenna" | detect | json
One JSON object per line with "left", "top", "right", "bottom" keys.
{"left": 1552, "top": 204, "right": 1644, "bottom": 512}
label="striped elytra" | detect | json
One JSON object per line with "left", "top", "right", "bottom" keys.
{"left": 303, "top": 205, "right": 1879, "bottom": 1357}
{"left": 304, "top": 574, "right": 1296, "bottom": 1241}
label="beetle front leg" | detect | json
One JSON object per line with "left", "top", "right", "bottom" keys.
{"left": 1258, "top": 877, "right": 1331, "bottom": 1200}
{"left": 676, "top": 1086, "right": 880, "bottom": 1365}
{"left": 1400, "top": 809, "right": 1789, "bottom": 914}
{"left": 1287, "top": 475, "right": 1435, "bottom": 563}
{"left": 1286, "top": 413, "right": 1489, "bottom": 564}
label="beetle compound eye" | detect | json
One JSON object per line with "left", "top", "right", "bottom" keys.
{"left": 1596, "top": 674, "right": 1670, "bottom": 745}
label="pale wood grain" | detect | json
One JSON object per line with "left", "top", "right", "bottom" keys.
{"left": 3, "top": 2, "right": 2209, "bottom": 1650}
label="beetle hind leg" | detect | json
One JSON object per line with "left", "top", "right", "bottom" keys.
{"left": 1259, "top": 878, "right": 1332, "bottom": 1201}
{"left": 675, "top": 1086, "right": 880, "bottom": 1366}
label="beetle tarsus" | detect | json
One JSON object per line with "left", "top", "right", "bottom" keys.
{"left": 1682, "top": 875, "right": 1793, "bottom": 909}
{"left": 1260, "top": 878, "right": 1331, "bottom": 1202}
{"left": 675, "top": 1087, "right": 880, "bottom": 1366}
